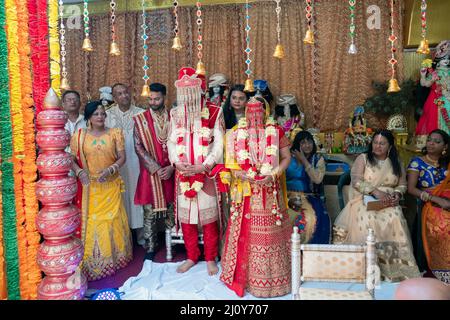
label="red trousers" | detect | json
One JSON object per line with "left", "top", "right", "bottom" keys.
{"left": 181, "top": 221, "right": 219, "bottom": 263}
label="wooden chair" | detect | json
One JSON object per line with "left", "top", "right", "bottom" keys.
{"left": 165, "top": 226, "right": 204, "bottom": 261}
{"left": 291, "top": 227, "right": 378, "bottom": 300}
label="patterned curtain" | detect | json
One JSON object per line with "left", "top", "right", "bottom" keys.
{"left": 64, "top": 0, "right": 403, "bottom": 131}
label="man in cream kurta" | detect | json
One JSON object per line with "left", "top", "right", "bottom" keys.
{"left": 168, "top": 67, "right": 225, "bottom": 276}
{"left": 106, "top": 83, "right": 145, "bottom": 245}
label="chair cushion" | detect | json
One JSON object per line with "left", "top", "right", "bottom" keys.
{"left": 299, "top": 287, "right": 372, "bottom": 300}
{"left": 302, "top": 249, "right": 366, "bottom": 282}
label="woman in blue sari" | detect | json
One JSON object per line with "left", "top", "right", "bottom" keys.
{"left": 286, "top": 131, "right": 331, "bottom": 244}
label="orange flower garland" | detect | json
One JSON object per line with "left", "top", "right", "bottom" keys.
{"left": 16, "top": 0, "right": 41, "bottom": 299}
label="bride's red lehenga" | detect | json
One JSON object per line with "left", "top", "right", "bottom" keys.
{"left": 220, "top": 98, "right": 291, "bottom": 298}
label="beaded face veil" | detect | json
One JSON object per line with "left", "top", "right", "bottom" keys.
{"left": 175, "top": 67, "right": 203, "bottom": 115}
{"left": 245, "top": 97, "right": 270, "bottom": 128}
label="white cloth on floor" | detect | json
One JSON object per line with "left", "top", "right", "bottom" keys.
{"left": 118, "top": 261, "right": 399, "bottom": 300}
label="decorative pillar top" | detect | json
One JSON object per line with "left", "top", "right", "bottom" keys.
{"left": 43, "top": 88, "right": 61, "bottom": 110}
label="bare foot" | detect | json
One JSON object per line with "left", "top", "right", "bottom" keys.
{"left": 206, "top": 261, "right": 219, "bottom": 276}
{"left": 176, "top": 259, "right": 196, "bottom": 273}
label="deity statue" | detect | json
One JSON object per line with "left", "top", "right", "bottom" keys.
{"left": 274, "top": 94, "right": 305, "bottom": 141}
{"left": 207, "top": 73, "right": 229, "bottom": 108}
{"left": 343, "top": 106, "right": 373, "bottom": 154}
{"left": 416, "top": 40, "right": 450, "bottom": 137}
{"left": 253, "top": 79, "right": 274, "bottom": 107}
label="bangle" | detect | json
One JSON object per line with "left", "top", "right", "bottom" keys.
{"left": 420, "top": 191, "right": 431, "bottom": 202}
{"left": 76, "top": 169, "right": 84, "bottom": 177}
{"left": 108, "top": 166, "right": 115, "bottom": 175}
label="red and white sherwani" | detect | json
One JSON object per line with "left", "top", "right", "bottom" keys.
{"left": 168, "top": 101, "right": 225, "bottom": 263}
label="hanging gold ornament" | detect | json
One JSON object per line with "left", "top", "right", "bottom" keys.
{"left": 172, "top": 0, "right": 182, "bottom": 51}
{"left": 195, "top": 2, "right": 205, "bottom": 75}
{"left": 304, "top": 0, "right": 314, "bottom": 45}
{"left": 244, "top": 78, "right": 255, "bottom": 93}
{"left": 82, "top": 0, "right": 93, "bottom": 52}
{"left": 60, "top": 77, "right": 70, "bottom": 90}
{"left": 387, "top": 0, "right": 400, "bottom": 93}
{"left": 109, "top": 41, "right": 121, "bottom": 56}
{"left": 82, "top": 37, "right": 93, "bottom": 51}
{"left": 303, "top": 29, "right": 314, "bottom": 44}
{"left": 141, "top": 84, "right": 150, "bottom": 97}
{"left": 273, "top": 0, "right": 284, "bottom": 59}
{"left": 417, "top": 1, "right": 430, "bottom": 55}
{"left": 387, "top": 78, "right": 401, "bottom": 93}
{"left": 196, "top": 60, "right": 206, "bottom": 76}
{"left": 273, "top": 43, "right": 285, "bottom": 59}
{"left": 172, "top": 35, "right": 183, "bottom": 51}
{"left": 109, "top": 1, "right": 120, "bottom": 56}
{"left": 417, "top": 39, "right": 430, "bottom": 55}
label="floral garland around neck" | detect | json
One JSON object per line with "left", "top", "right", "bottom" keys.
{"left": 177, "top": 105, "right": 211, "bottom": 199}
{"left": 231, "top": 116, "right": 283, "bottom": 225}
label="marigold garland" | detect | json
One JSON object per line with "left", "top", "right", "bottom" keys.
{"left": 16, "top": 0, "right": 41, "bottom": 299}
{"left": 0, "top": 168, "right": 5, "bottom": 299}
{"left": 5, "top": 0, "right": 29, "bottom": 300}
{"left": 27, "top": 0, "right": 41, "bottom": 115}
{"left": 48, "top": 0, "right": 61, "bottom": 96}
{"left": 28, "top": 0, "right": 50, "bottom": 116}
{"left": 0, "top": 0, "right": 20, "bottom": 300}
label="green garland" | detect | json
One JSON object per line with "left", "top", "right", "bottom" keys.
{"left": 0, "top": 0, "right": 20, "bottom": 300}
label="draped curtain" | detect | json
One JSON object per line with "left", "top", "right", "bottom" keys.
{"left": 64, "top": 0, "right": 403, "bottom": 131}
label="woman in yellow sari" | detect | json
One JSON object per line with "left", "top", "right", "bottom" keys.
{"left": 71, "top": 100, "right": 132, "bottom": 281}
{"left": 407, "top": 129, "right": 450, "bottom": 284}
{"left": 333, "top": 130, "right": 420, "bottom": 282}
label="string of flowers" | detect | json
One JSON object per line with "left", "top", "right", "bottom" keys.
{"left": 232, "top": 116, "right": 283, "bottom": 225}
{"left": 348, "top": 0, "right": 357, "bottom": 54}
{"left": 28, "top": 0, "right": 50, "bottom": 116}
{"left": 48, "top": 0, "right": 61, "bottom": 96}
{"left": 5, "top": 0, "right": 30, "bottom": 299}
{"left": 16, "top": 0, "right": 41, "bottom": 299}
{"left": 0, "top": 0, "right": 20, "bottom": 300}
{"left": 0, "top": 171, "right": 4, "bottom": 299}
{"left": 177, "top": 107, "right": 210, "bottom": 199}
